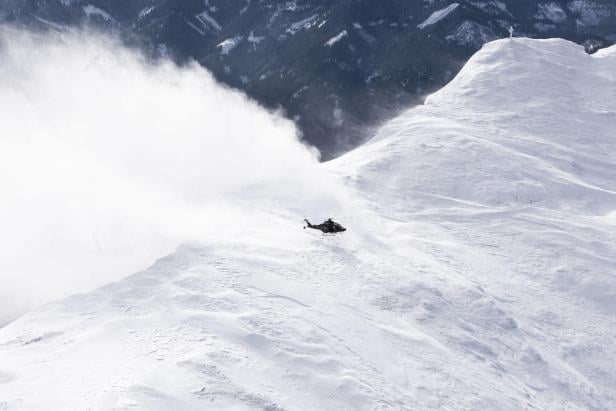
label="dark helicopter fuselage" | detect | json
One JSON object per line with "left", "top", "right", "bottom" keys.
{"left": 304, "top": 219, "right": 346, "bottom": 234}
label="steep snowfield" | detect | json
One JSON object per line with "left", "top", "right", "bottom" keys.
{"left": 1, "top": 38, "right": 615, "bottom": 410}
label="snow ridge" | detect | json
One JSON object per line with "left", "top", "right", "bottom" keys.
{"left": 1, "top": 38, "right": 615, "bottom": 410}
{"left": 418, "top": 3, "right": 460, "bottom": 29}
{"left": 325, "top": 30, "right": 348, "bottom": 47}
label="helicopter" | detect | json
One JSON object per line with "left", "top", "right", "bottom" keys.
{"left": 303, "top": 218, "right": 346, "bottom": 234}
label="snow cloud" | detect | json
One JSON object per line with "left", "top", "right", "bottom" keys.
{"left": 0, "top": 28, "right": 337, "bottom": 325}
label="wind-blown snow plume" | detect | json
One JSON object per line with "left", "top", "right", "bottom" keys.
{"left": 0, "top": 28, "right": 338, "bottom": 325}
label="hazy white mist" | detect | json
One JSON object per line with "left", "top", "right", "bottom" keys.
{"left": 0, "top": 28, "right": 340, "bottom": 325}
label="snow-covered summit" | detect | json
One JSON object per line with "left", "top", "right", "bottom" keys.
{"left": 329, "top": 38, "right": 616, "bottom": 407}
{"left": 336, "top": 38, "right": 616, "bottom": 214}
{"left": 1, "top": 38, "right": 615, "bottom": 410}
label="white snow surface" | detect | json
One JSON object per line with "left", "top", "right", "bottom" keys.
{"left": 418, "top": 3, "right": 460, "bottom": 29}
{"left": 1, "top": 38, "right": 616, "bottom": 410}
{"left": 446, "top": 20, "right": 496, "bottom": 48}
{"left": 138, "top": 6, "right": 154, "bottom": 20}
{"left": 82, "top": 5, "right": 115, "bottom": 22}
{"left": 286, "top": 14, "right": 320, "bottom": 35}
{"left": 217, "top": 36, "right": 242, "bottom": 55}
{"left": 325, "top": 30, "right": 348, "bottom": 47}
{"left": 196, "top": 11, "right": 222, "bottom": 32}
{"left": 248, "top": 31, "right": 265, "bottom": 47}
{"left": 535, "top": 2, "right": 568, "bottom": 23}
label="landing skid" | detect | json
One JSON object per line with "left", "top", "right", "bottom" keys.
{"left": 303, "top": 229, "right": 344, "bottom": 237}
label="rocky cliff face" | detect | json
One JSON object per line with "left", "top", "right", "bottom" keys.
{"left": 2, "top": 0, "right": 614, "bottom": 158}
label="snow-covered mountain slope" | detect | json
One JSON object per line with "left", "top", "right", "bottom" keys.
{"left": 1, "top": 38, "right": 616, "bottom": 410}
